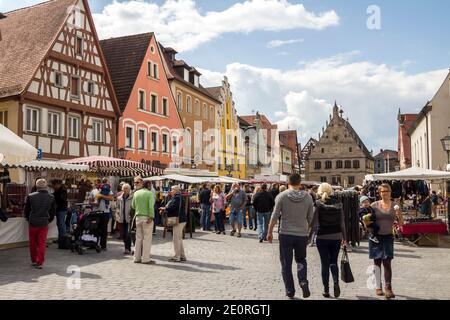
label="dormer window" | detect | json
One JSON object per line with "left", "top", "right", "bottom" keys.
{"left": 194, "top": 75, "right": 199, "bottom": 87}
{"left": 184, "top": 68, "right": 189, "bottom": 82}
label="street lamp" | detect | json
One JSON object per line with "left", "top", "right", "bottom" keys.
{"left": 440, "top": 132, "right": 450, "bottom": 231}
{"left": 117, "top": 148, "right": 128, "bottom": 160}
{"left": 225, "top": 164, "right": 233, "bottom": 177}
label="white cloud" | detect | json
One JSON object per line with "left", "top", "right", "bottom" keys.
{"left": 199, "top": 52, "right": 447, "bottom": 151}
{"left": 267, "top": 38, "right": 304, "bottom": 48}
{"left": 93, "top": 0, "right": 339, "bottom": 51}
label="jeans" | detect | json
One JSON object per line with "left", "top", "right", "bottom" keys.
{"left": 243, "top": 206, "right": 254, "bottom": 228}
{"left": 56, "top": 210, "right": 67, "bottom": 240}
{"left": 201, "top": 204, "right": 212, "bottom": 230}
{"left": 229, "top": 208, "right": 244, "bottom": 227}
{"left": 279, "top": 234, "right": 308, "bottom": 296}
{"left": 257, "top": 212, "right": 271, "bottom": 240}
{"left": 122, "top": 221, "right": 132, "bottom": 251}
{"left": 256, "top": 212, "right": 272, "bottom": 240}
{"left": 316, "top": 239, "right": 341, "bottom": 291}
{"left": 99, "top": 212, "right": 110, "bottom": 249}
{"left": 214, "top": 210, "right": 225, "bottom": 232}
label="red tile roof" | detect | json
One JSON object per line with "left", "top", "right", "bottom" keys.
{"left": 100, "top": 33, "right": 153, "bottom": 112}
{"left": 0, "top": 0, "right": 78, "bottom": 98}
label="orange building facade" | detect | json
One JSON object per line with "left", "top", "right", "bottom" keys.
{"left": 101, "top": 33, "right": 183, "bottom": 169}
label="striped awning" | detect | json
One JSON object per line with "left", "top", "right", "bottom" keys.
{"left": 64, "top": 156, "right": 164, "bottom": 177}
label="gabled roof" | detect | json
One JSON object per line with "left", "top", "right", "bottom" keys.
{"left": 0, "top": 0, "right": 78, "bottom": 98}
{"left": 100, "top": 33, "right": 153, "bottom": 112}
{"left": 159, "top": 44, "right": 221, "bottom": 104}
{"left": 205, "top": 87, "right": 222, "bottom": 101}
{"left": 342, "top": 118, "right": 374, "bottom": 160}
{"left": 238, "top": 116, "right": 251, "bottom": 127}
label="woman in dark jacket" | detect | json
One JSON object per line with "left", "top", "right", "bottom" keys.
{"left": 160, "top": 185, "right": 187, "bottom": 262}
{"left": 310, "top": 183, "right": 347, "bottom": 298}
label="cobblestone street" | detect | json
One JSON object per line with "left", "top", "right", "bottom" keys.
{"left": 0, "top": 227, "right": 449, "bottom": 300}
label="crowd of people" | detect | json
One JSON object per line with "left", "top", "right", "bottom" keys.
{"left": 23, "top": 173, "right": 406, "bottom": 300}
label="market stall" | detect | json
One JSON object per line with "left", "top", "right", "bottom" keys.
{"left": 364, "top": 167, "right": 450, "bottom": 246}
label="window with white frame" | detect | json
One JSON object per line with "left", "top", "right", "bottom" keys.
{"left": 162, "top": 133, "right": 168, "bottom": 153}
{"left": 151, "top": 132, "right": 158, "bottom": 151}
{"left": 162, "top": 97, "right": 168, "bottom": 116}
{"left": 26, "top": 107, "right": 40, "bottom": 133}
{"left": 177, "top": 92, "right": 182, "bottom": 110}
{"left": 184, "top": 68, "right": 189, "bottom": 82}
{"left": 87, "top": 81, "right": 95, "bottom": 96}
{"left": 172, "top": 136, "right": 178, "bottom": 154}
{"left": 151, "top": 94, "right": 157, "bottom": 113}
{"left": 54, "top": 71, "right": 63, "bottom": 88}
{"left": 194, "top": 75, "right": 199, "bottom": 87}
{"left": 125, "top": 127, "right": 133, "bottom": 148}
{"left": 138, "top": 129, "right": 146, "bottom": 150}
{"left": 92, "top": 120, "right": 103, "bottom": 143}
{"left": 138, "top": 90, "right": 146, "bottom": 110}
{"left": 68, "top": 116, "right": 80, "bottom": 139}
{"left": 153, "top": 63, "right": 158, "bottom": 79}
{"left": 186, "top": 96, "right": 191, "bottom": 113}
{"left": 147, "top": 61, "right": 152, "bottom": 77}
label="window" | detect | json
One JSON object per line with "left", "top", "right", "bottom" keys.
{"left": 138, "top": 129, "right": 146, "bottom": 150}
{"left": 336, "top": 160, "right": 343, "bottom": 169}
{"left": 139, "top": 90, "right": 145, "bottom": 110}
{"left": 151, "top": 132, "right": 158, "bottom": 151}
{"left": 68, "top": 116, "right": 80, "bottom": 139}
{"left": 75, "top": 36, "right": 83, "bottom": 56}
{"left": 195, "top": 100, "right": 200, "bottom": 116}
{"left": 184, "top": 68, "right": 190, "bottom": 82}
{"left": 320, "top": 177, "right": 327, "bottom": 183}
{"left": 54, "top": 71, "right": 63, "bottom": 88}
{"left": 172, "top": 136, "right": 178, "bottom": 154}
{"left": 321, "top": 148, "right": 324, "bottom": 153}
{"left": 345, "top": 160, "right": 351, "bottom": 169}
{"left": 47, "top": 112, "right": 60, "bottom": 136}
{"left": 210, "top": 106, "right": 214, "bottom": 121}
{"left": 353, "top": 160, "right": 360, "bottom": 169}
{"left": 203, "top": 104, "right": 207, "bottom": 120}
{"left": 151, "top": 94, "right": 157, "bottom": 113}
{"left": 332, "top": 176, "right": 341, "bottom": 186}
{"left": 162, "top": 98, "right": 168, "bottom": 116}
{"left": 186, "top": 96, "right": 191, "bottom": 113}
{"left": 325, "top": 161, "right": 332, "bottom": 169}
{"left": 194, "top": 75, "right": 199, "bottom": 87}
{"left": 0, "top": 110, "right": 8, "bottom": 127}
{"left": 153, "top": 64, "right": 158, "bottom": 79}
{"left": 349, "top": 147, "right": 353, "bottom": 153}
{"left": 87, "top": 81, "right": 95, "bottom": 95}
{"left": 147, "top": 61, "right": 152, "bottom": 77}
{"left": 26, "top": 108, "right": 40, "bottom": 133}
{"left": 162, "top": 134, "right": 168, "bottom": 153}
{"left": 92, "top": 121, "right": 103, "bottom": 142}
{"left": 314, "top": 161, "right": 321, "bottom": 170}
{"left": 71, "top": 77, "right": 80, "bottom": 98}
{"left": 348, "top": 176, "right": 355, "bottom": 185}
{"left": 177, "top": 92, "right": 182, "bottom": 110}
{"left": 125, "top": 127, "right": 133, "bottom": 148}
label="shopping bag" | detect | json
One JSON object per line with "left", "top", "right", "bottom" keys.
{"left": 340, "top": 246, "right": 354, "bottom": 283}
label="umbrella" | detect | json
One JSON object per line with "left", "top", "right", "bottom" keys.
{"left": 0, "top": 124, "right": 37, "bottom": 166}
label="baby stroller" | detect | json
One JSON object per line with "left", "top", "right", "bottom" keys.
{"left": 71, "top": 210, "right": 103, "bottom": 255}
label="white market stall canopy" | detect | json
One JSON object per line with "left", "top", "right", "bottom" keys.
{"left": 145, "top": 175, "right": 248, "bottom": 184}
{"left": 365, "top": 167, "right": 450, "bottom": 182}
{"left": 15, "top": 160, "right": 89, "bottom": 172}
{"left": 0, "top": 124, "right": 37, "bottom": 166}
{"left": 159, "top": 174, "right": 209, "bottom": 184}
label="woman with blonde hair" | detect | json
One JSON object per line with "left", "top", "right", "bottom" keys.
{"left": 367, "top": 183, "right": 404, "bottom": 299}
{"left": 310, "top": 183, "right": 347, "bottom": 298}
{"left": 211, "top": 185, "right": 226, "bottom": 235}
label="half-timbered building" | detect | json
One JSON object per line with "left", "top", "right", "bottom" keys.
{"left": 0, "top": 0, "right": 120, "bottom": 159}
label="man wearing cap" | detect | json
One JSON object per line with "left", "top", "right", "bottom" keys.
{"left": 131, "top": 176, "right": 155, "bottom": 264}
{"left": 24, "top": 179, "right": 56, "bottom": 269}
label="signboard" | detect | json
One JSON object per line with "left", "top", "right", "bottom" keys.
{"left": 37, "top": 148, "right": 43, "bottom": 160}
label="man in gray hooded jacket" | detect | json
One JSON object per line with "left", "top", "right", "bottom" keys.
{"left": 268, "top": 173, "right": 314, "bottom": 299}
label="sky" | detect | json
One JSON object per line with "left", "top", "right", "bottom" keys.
{"left": 2, "top": 0, "right": 450, "bottom": 154}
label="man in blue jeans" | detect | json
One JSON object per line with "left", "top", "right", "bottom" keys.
{"left": 226, "top": 183, "right": 247, "bottom": 237}
{"left": 252, "top": 184, "right": 275, "bottom": 243}
{"left": 52, "top": 180, "right": 68, "bottom": 248}
{"left": 267, "top": 174, "right": 314, "bottom": 300}
{"left": 199, "top": 184, "right": 212, "bottom": 231}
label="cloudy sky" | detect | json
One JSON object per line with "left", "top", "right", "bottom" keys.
{"left": 4, "top": 0, "right": 450, "bottom": 153}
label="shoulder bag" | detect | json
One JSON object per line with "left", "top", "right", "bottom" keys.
{"left": 166, "top": 197, "right": 182, "bottom": 227}
{"left": 340, "top": 246, "right": 354, "bottom": 283}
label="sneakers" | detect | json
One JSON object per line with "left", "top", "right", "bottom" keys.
{"left": 230, "top": 230, "right": 236, "bottom": 236}
{"left": 142, "top": 260, "right": 156, "bottom": 265}
{"left": 168, "top": 257, "right": 181, "bottom": 263}
{"left": 222, "top": 231, "right": 226, "bottom": 235}
{"left": 259, "top": 239, "right": 263, "bottom": 243}
{"left": 34, "top": 264, "right": 43, "bottom": 269}
{"left": 249, "top": 226, "right": 253, "bottom": 230}
{"left": 300, "top": 282, "right": 311, "bottom": 298}
{"left": 134, "top": 260, "right": 142, "bottom": 264}
{"left": 369, "top": 236, "right": 380, "bottom": 244}
{"left": 333, "top": 284, "right": 341, "bottom": 298}
{"left": 322, "top": 292, "right": 331, "bottom": 298}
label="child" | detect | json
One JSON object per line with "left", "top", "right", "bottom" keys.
{"left": 98, "top": 178, "right": 111, "bottom": 206}
{"left": 358, "top": 196, "right": 379, "bottom": 244}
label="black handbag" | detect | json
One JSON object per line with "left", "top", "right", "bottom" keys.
{"left": 340, "top": 246, "right": 354, "bottom": 283}
{"left": 0, "top": 208, "right": 8, "bottom": 222}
